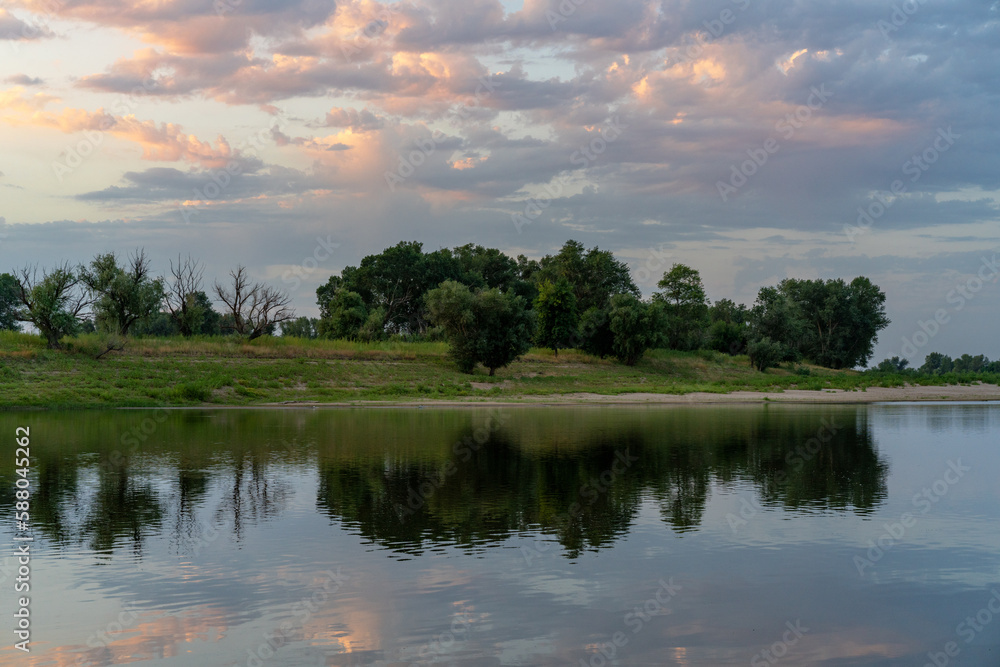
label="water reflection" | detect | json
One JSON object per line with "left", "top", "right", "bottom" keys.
{"left": 1, "top": 405, "right": 997, "bottom": 667}
{"left": 2, "top": 406, "right": 887, "bottom": 559}
{"left": 317, "top": 408, "right": 887, "bottom": 556}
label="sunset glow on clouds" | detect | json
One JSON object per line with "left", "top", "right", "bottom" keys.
{"left": 1, "top": 0, "right": 999, "bottom": 359}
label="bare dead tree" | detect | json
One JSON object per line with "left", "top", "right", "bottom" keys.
{"left": 214, "top": 265, "right": 294, "bottom": 340}
{"left": 166, "top": 255, "right": 205, "bottom": 336}
{"left": 14, "top": 262, "right": 90, "bottom": 349}
{"left": 214, "top": 265, "right": 252, "bottom": 335}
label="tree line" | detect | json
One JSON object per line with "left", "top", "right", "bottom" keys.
{"left": 0, "top": 240, "right": 895, "bottom": 374}
{"left": 872, "top": 352, "right": 1000, "bottom": 375}
{"left": 0, "top": 250, "right": 294, "bottom": 351}
{"left": 315, "top": 239, "right": 892, "bottom": 374}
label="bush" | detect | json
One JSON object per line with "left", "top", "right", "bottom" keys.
{"left": 708, "top": 319, "right": 747, "bottom": 355}
{"left": 608, "top": 294, "right": 663, "bottom": 366}
{"left": 578, "top": 307, "right": 614, "bottom": 359}
{"left": 174, "top": 382, "right": 211, "bottom": 402}
{"left": 747, "top": 336, "right": 785, "bottom": 372}
{"left": 426, "top": 280, "right": 534, "bottom": 376}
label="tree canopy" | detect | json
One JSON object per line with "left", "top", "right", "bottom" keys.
{"left": 0, "top": 273, "right": 20, "bottom": 332}
{"left": 13, "top": 263, "right": 89, "bottom": 349}
{"left": 80, "top": 249, "right": 165, "bottom": 336}
{"left": 778, "top": 277, "right": 890, "bottom": 369}
{"left": 534, "top": 277, "right": 578, "bottom": 356}
{"left": 426, "top": 280, "right": 534, "bottom": 375}
{"left": 655, "top": 263, "right": 710, "bottom": 350}
{"left": 527, "top": 240, "right": 639, "bottom": 312}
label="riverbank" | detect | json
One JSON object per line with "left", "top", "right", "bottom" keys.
{"left": 2, "top": 332, "right": 998, "bottom": 408}
{"left": 262, "top": 383, "right": 1000, "bottom": 407}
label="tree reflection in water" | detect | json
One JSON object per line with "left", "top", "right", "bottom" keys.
{"left": 0, "top": 406, "right": 887, "bottom": 559}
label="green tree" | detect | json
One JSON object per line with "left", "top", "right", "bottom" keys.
{"left": 654, "top": 264, "right": 710, "bottom": 350}
{"left": 919, "top": 352, "right": 951, "bottom": 374}
{"left": 608, "top": 294, "right": 663, "bottom": 366}
{"left": 748, "top": 286, "right": 803, "bottom": 362}
{"left": 0, "top": 273, "right": 21, "bottom": 331}
{"left": 358, "top": 307, "right": 388, "bottom": 342}
{"left": 426, "top": 280, "right": 533, "bottom": 375}
{"left": 779, "top": 277, "right": 890, "bottom": 369}
{"left": 475, "top": 288, "right": 535, "bottom": 376}
{"left": 280, "top": 317, "right": 319, "bottom": 339}
{"left": 193, "top": 291, "right": 222, "bottom": 335}
{"left": 13, "top": 263, "right": 89, "bottom": 348}
{"left": 532, "top": 240, "right": 639, "bottom": 312}
{"left": 534, "top": 277, "right": 579, "bottom": 356}
{"left": 874, "top": 356, "right": 909, "bottom": 373}
{"left": 952, "top": 353, "right": 988, "bottom": 373}
{"left": 317, "top": 242, "right": 468, "bottom": 335}
{"left": 318, "top": 289, "right": 368, "bottom": 340}
{"left": 350, "top": 242, "right": 466, "bottom": 334}
{"left": 747, "top": 336, "right": 784, "bottom": 372}
{"left": 706, "top": 298, "right": 749, "bottom": 354}
{"left": 80, "top": 249, "right": 165, "bottom": 336}
{"left": 578, "top": 307, "right": 615, "bottom": 359}
{"left": 131, "top": 311, "right": 178, "bottom": 337}
{"left": 452, "top": 243, "right": 519, "bottom": 292}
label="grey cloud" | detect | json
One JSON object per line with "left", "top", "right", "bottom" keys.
{"left": 0, "top": 9, "right": 53, "bottom": 40}
{"left": 74, "top": 162, "right": 327, "bottom": 203}
{"left": 5, "top": 74, "right": 44, "bottom": 85}
{"left": 317, "top": 107, "right": 385, "bottom": 131}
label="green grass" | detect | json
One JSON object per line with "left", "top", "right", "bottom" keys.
{"left": 0, "top": 331, "right": 996, "bottom": 408}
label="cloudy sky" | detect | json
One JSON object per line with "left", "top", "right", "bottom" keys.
{"left": 1, "top": 0, "right": 998, "bottom": 363}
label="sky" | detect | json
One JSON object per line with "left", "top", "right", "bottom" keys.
{"left": 1, "top": 0, "right": 998, "bottom": 364}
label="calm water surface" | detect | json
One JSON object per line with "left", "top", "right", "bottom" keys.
{"left": 0, "top": 404, "right": 998, "bottom": 666}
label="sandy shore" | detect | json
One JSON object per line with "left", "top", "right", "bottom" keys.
{"left": 262, "top": 383, "right": 1000, "bottom": 408}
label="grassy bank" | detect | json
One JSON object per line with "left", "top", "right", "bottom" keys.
{"left": 0, "top": 331, "right": 996, "bottom": 408}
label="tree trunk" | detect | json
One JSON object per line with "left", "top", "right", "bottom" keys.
{"left": 489, "top": 367, "right": 495, "bottom": 376}
{"left": 44, "top": 330, "right": 61, "bottom": 349}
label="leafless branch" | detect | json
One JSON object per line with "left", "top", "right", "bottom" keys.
{"left": 214, "top": 265, "right": 294, "bottom": 339}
